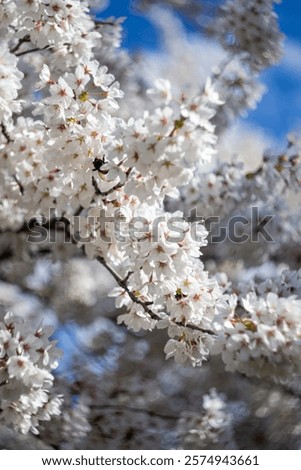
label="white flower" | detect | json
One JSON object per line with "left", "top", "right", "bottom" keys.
{"left": 117, "top": 304, "right": 156, "bottom": 332}
{"left": 0, "top": 43, "right": 23, "bottom": 120}
{"left": 49, "top": 78, "right": 74, "bottom": 108}
{"left": 0, "top": 313, "right": 62, "bottom": 434}
{"left": 212, "top": 0, "right": 284, "bottom": 71}
{"left": 7, "top": 355, "right": 32, "bottom": 381}
{"left": 214, "top": 291, "right": 301, "bottom": 381}
{"left": 178, "top": 389, "right": 234, "bottom": 447}
{"left": 147, "top": 78, "right": 172, "bottom": 104}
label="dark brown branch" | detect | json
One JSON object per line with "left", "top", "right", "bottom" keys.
{"left": 13, "top": 175, "right": 24, "bottom": 195}
{"left": 10, "top": 35, "right": 30, "bottom": 54}
{"left": 15, "top": 45, "right": 49, "bottom": 57}
{"left": 94, "top": 20, "right": 120, "bottom": 27}
{"left": 90, "top": 404, "right": 178, "bottom": 421}
{"left": 1, "top": 123, "right": 12, "bottom": 143}
{"left": 73, "top": 205, "right": 84, "bottom": 217}
{"left": 92, "top": 168, "right": 132, "bottom": 197}
{"left": 97, "top": 255, "right": 157, "bottom": 316}
{"left": 96, "top": 256, "right": 215, "bottom": 335}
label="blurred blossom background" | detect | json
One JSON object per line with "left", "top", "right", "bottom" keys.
{"left": 1, "top": 0, "right": 301, "bottom": 450}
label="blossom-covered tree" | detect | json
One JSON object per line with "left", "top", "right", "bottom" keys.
{"left": 0, "top": 0, "right": 301, "bottom": 450}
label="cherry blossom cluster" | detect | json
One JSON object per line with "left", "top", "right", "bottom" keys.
{"left": 182, "top": 142, "right": 301, "bottom": 222}
{"left": 0, "top": 45, "right": 23, "bottom": 123}
{"left": 0, "top": 0, "right": 298, "bottom": 443}
{"left": 37, "top": 397, "right": 92, "bottom": 449}
{"left": 108, "top": 77, "right": 222, "bottom": 203}
{"left": 212, "top": 60, "right": 266, "bottom": 130}
{"left": 236, "top": 268, "right": 301, "bottom": 299}
{"left": 1, "top": 0, "right": 100, "bottom": 69}
{"left": 213, "top": 291, "right": 301, "bottom": 382}
{"left": 0, "top": 60, "right": 123, "bottom": 227}
{"left": 183, "top": 161, "right": 245, "bottom": 219}
{"left": 212, "top": 0, "right": 283, "bottom": 71}
{"left": 178, "top": 389, "right": 235, "bottom": 448}
{"left": 61, "top": 399, "right": 91, "bottom": 443}
{"left": 66, "top": 73, "right": 228, "bottom": 367}
{"left": 0, "top": 312, "right": 62, "bottom": 434}
{"left": 33, "top": 60, "right": 123, "bottom": 213}
{"left": 101, "top": 204, "right": 227, "bottom": 367}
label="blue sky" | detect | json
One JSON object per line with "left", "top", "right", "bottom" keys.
{"left": 100, "top": 1, "right": 301, "bottom": 143}
{"left": 247, "top": 2, "right": 301, "bottom": 142}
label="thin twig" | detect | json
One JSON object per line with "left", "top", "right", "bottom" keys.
{"left": 90, "top": 404, "right": 178, "bottom": 421}
{"left": 94, "top": 20, "right": 120, "bottom": 27}
{"left": 97, "top": 256, "right": 157, "bottom": 317}
{"left": 13, "top": 175, "right": 24, "bottom": 195}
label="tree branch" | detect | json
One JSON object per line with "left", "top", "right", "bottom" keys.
{"left": 1, "top": 123, "right": 12, "bottom": 143}
{"left": 15, "top": 45, "right": 49, "bottom": 57}
{"left": 90, "top": 404, "right": 178, "bottom": 421}
{"left": 96, "top": 256, "right": 215, "bottom": 335}
{"left": 10, "top": 35, "right": 30, "bottom": 54}
{"left": 13, "top": 175, "right": 24, "bottom": 195}
{"left": 92, "top": 168, "right": 132, "bottom": 197}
